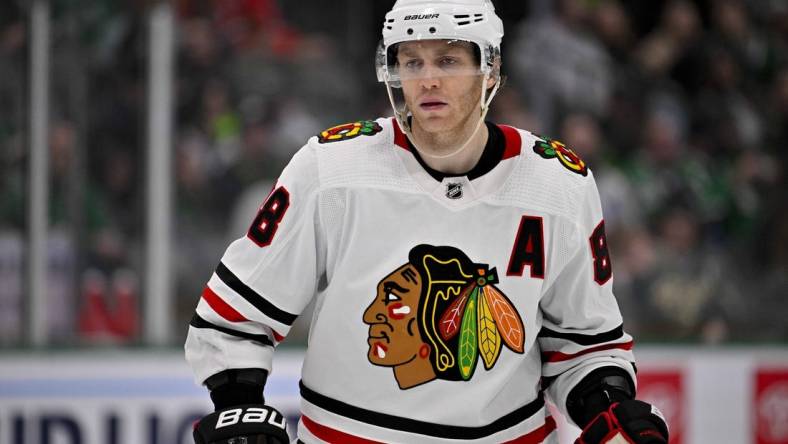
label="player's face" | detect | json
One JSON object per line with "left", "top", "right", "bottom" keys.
{"left": 363, "top": 264, "right": 422, "bottom": 366}
{"left": 396, "top": 40, "right": 487, "bottom": 135}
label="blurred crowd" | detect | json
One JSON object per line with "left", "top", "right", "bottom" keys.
{"left": 0, "top": 0, "right": 786, "bottom": 347}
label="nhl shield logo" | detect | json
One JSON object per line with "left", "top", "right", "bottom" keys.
{"left": 446, "top": 182, "right": 463, "bottom": 199}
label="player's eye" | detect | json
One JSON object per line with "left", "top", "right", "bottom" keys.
{"left": 439, "top": 56, "right": 458, "bottom": 67}
{"left": 404, "top": 59, "right": 422, "bottom": 71}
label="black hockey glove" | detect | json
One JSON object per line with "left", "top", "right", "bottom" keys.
{"left": 193, "top": 404, "right": 290, "bottom": 444}
{"left": 194, "top": 369, "right": 288, "bottom": 444}
{"left": 575, "top": 399, "right": 669, "bottom": 444}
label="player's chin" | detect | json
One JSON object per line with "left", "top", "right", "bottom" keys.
{"left": 413, "top": 112, "right": 454, "bottom": 133}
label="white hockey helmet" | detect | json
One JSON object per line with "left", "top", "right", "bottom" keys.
{"left": 375, "top": 0, "right": 505, "bottom": 159}
{"left": 376, "top": 0, "right": 504, "bottom": 85}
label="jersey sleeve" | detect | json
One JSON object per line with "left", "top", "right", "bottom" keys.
{"left": 537, "top": 171, "right": 636, "bottom": 426}
{"left": 185, "top": 142, "right": 325, "bottom": 385}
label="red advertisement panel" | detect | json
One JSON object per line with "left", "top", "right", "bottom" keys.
{"left": 755, "top": 369, "right": 788, "bottom": 444}
{"left": 637, "top": 369, "right": 684, "bottom": 444}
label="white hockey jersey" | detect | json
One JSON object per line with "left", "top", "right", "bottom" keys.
{"left": 185, "top": 117, "right": 636, "bottom": 443}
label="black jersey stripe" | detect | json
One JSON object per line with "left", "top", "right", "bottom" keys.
{"left": 190, "top": 314, "right": 274, "bottom": 347}
{"left": 215, "top": 262, "right": 298, "bottom": 326}
{"left": 300, "top": 381, "right": 545, "bottom": 439}
{"left": 538, "top": 325, "right": 624, "bottom": 346}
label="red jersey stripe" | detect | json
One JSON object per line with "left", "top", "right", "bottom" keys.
{"left": 502, "top": 416, "right": 557, "bottom": 444}
{"left": 302, "top": 415, "right": 384, "bottom": 444}
{"left": 542, "top": 341, "right": 634, "bottom": 363}
{"left": 201, "top": 286, "right": 248, "bottom": 323}
{"left": 499, "top": 124, "right": 522, "bottom": 159}
{"left": 391, "top": 117, "right": 409, "bottom": 151}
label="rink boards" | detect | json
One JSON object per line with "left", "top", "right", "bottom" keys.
{"left": 0, "top": 347, "right": 786, "bottom": 444}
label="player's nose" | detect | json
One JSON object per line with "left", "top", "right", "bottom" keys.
{"left": 418, "top": 65, "right": 442, "bottom": 89}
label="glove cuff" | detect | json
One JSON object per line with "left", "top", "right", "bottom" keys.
{"left": 205, "top": 368, "right": 268, "bottom": 410}
{"left": 567, "top": 366, "right": 635, "bottom": 427}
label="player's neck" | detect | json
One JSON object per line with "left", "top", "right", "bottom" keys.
{"left": 410, "top": 117, "right": 489, "bottom": 175}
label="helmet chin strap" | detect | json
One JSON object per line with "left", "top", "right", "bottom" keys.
{"left": 386, "top": 74, "right": 501, "bottom": 161}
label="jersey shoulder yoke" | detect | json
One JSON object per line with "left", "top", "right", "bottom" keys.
{"left": 307, "top": 118, "right": 413, "bottom": 190}
{"left": 493, "top": 129, "right": 596, "bottom": 221}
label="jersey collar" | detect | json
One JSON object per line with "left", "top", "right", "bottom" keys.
{"left": 392, "top": 117, "right": 522, "bottom": 165}
{"left": 391, "top": 117, "right": 523, "bottom": 208}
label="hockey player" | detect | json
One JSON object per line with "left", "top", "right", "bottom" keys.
{"left": 188, "top": 1, "right": 669, "bottom": 443}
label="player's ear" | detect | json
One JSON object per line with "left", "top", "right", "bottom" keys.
{"left": 486, "top": 57, "right": 501, "bottom": 89}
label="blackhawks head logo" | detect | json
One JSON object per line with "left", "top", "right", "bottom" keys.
{"left": 362, "top": 245, "right": 525, "bottom": 390}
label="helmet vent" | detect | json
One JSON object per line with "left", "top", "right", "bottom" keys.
{"left": 454, "top": 13, "right": 485, "bottom": 27}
